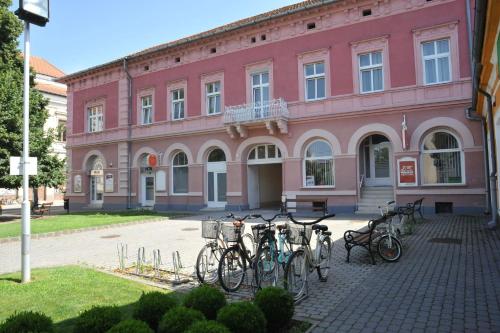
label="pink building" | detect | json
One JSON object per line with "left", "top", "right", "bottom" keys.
{"left": 60, "top": 0, "right": 485, "bottom": 214}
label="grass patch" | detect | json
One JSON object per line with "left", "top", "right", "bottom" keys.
{"left": 0, "top": 266, "right": 165, "bottom": 332}
{"left": 0, "top": 211, "right": 185, "bottom": 239}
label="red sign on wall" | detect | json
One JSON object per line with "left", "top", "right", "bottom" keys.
{"left": 398, "top": 158, "right": 417, "bottom": 186}
{"left": 147, "top": 154, "right": 158, "bottom": 167}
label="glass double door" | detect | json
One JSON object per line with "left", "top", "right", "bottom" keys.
{"left": 207, "top": 162, "right": 227, "bottom": 208}
{"left": 363, "top": 136, "right": 392, "bottom": 186}
{"left": 90, "top": 175, "right": 103, "bottom": 204}
{"left": 141, "top": 174, "right": 155, "bottom": 206}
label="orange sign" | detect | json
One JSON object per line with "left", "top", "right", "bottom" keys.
{"left": 398, "top": 159, "right": 417, "bottom": 185}
{"left": 147, "top": 154, "right": 158, "bottom": 167}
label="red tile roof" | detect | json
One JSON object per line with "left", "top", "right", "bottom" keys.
{"left": 36, "top": 82, "right": 67, "bottom": 96}
{"left": 30, "top": 56, "right": 65, "bottom": 78}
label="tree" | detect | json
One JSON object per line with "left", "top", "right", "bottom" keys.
{"left": 0, "top": 0, "right": 65, "bottom": 202}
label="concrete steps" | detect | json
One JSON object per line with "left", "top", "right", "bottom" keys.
{"left": 355, "top": 187, "right": 394, "bottom": 214}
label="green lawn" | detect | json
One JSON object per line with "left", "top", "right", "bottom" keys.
{"left": 0, "top": 211, "right": 183, "bottom": 239}
{"left": 0, "top": 266, "right": 165, "bottom": 332}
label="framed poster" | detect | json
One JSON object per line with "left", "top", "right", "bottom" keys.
{"left": 73, "top": 175, "right": 82, "bottom": 193}
{"left": 105, "top": 174, "right": 114, "bottom": 193}
{"left": 156, "top": 170, "right": 166, "bottom": 191}
{"left": 397, "top": 157, "right": 418, "bottom": 187}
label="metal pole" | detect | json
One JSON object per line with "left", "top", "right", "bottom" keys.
{"left": 21, "top": 21, "right": 31, "bottom": 283}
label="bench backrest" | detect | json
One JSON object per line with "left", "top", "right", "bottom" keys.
{"left": 413, "top": 198, "right": 424, "bottom": 209}
{"left": 367, "top": 215, "right": 387, "bottom": 232}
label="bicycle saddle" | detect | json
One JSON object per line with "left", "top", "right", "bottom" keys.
{"left": 312, "top": 224, "right": 328, "bottom": 232}
{"left": 277, "top": 224, "right": 287, "bottom": 231}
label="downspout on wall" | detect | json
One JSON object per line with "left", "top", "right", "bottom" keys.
{"left": 123, "top": 58, "right": 133, "bottom": 209}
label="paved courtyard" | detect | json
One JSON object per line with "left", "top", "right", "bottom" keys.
{"left": 1, "top": 213, "right": 499, "bottom": 332}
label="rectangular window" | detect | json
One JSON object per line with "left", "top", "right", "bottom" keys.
{"left": 304, "top": 62, "right": 325, "bottom": 101}
{"left": 359, "top": 51, "right": 383, "bottom": 93}
{"left": 141, "top": 95, "right": 153, "bottom": 125}
{"left": 206, "top": 82, "right": 221, "bottom": 115}
{"left": 172, "top": 89, "right": 185, "bottom": 120}
{"left": 422, "top": 39, "right": 451, "bottom": 85}
{"left": 251, "top": 72, "right": 270, "bottom": 118}
{"left": 87, "top": 105, "right": 103, "bottom": 133}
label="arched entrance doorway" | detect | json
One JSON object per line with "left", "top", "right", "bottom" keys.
{"left": 139, "top": 154, "right": 155, "bottom": 207}
{"left": 359, "top": 134, "right": 393, "bottom": 186}
{"left": 207, "top": 149, "right": 227, "bottom": 208}
{"left": 247, "top": 144, "right": 283, "bottom": 209}
{"left": 89, "top": 157, "right": 104, "bottom": 206}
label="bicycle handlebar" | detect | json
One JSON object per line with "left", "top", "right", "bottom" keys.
{"left": 225, "top": 212, "right": 254, "bottom": 222}
{"left": 251, "top": 213, "right": 286, "bottom": 223}
{"left": 286, "top": 213, "right": 335, "bottom": 226}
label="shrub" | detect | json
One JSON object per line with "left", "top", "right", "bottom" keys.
{"left": 0, "top": 311, "right": 54, "bottom": 333}
{"left": 73, "top": 305, "right": 121, "bottom": 333}
{"left": 183, "top": 285, "right": 226, "bottom": 320}
{"left": 186, "top": 320, "right": 230, "bottom": 333}
{"left": 133, "top": 291, "right": 178, "bottom": 331}
{"left": 254, "top": 287, "right": 294, "bottom": 331}
{"left": 157, "top": 306, "right": 205, "bottom": 333}
{"left": 216, "top": 301, "right": 266, "bottom": 333}
{"left": 106, "top": 319, "right": 153, "bottom": 333}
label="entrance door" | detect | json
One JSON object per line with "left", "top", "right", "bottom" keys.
{"left": 247, "top": 165, "right": 260, "bottom": 209}
{"left": 207, "top": 162, "right": 227, "bottom": 208}
{"left": 363, "top": 136, "right": 392, "bottom": 186}
{"left": 90, "top": 175, "right": 103, "bottom": 204}
{"left": 141, "top": 174, "right": 155, "bottom": 206}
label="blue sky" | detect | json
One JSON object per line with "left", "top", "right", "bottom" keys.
{"left": 10, "top": 0, "right": 298, "bottom": 75}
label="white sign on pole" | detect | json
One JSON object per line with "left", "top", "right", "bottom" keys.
{"left": 9, "top": 156, "right": 38, "bottom": 176}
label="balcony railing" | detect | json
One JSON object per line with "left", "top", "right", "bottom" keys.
{"left": 223, "top": 98, "right": 288, "bottom": 124}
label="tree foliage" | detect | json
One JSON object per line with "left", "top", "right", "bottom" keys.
{"left": 0, "top": 0, "right": 65, "bottom": 191}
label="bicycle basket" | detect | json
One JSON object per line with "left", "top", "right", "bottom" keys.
{"left": 201, "top": 219, "right": 220, "bottom": 239}
{"left": 221, "top": 223, "right": 244, "bottom": 243}
{"left": 286, "top": 223, "right": 312, "bottom": 245}
{"left": 251, "top": 224, "right": 276, "bottom": 243}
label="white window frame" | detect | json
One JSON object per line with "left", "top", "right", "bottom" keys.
{"left": 171, "top": 89, "right": 185, "bottom": 120}
{"left": 247, "top": 144, "right": 282, "bottom": 165}
{"left": 206, "top": 81, "right": 221, "bottom": 115}
{"left": 420, "top": 130, "right": 465, "bottom": 186}
{"left": 141, "top": 95, "right": 153, "bottom": 125}
{"left": 358, "top": 51, "right": 384, "bottom": 93}
{"left": 87, "top": 105, "right": 103, "bottom": 133}
{"left": 171, "top": 151, "right": 188, "bottom": 194}
{"left": 422, "top": 39, "right": 452, "bottom": 85}
{"left": 304, "top": 62, "right": 326, "bottom": 101}
{"left": 303, "top": 140, "right": 335, "bottom": 188}
{"left": 251, "top": 72, "right": 270, "bottom": 104}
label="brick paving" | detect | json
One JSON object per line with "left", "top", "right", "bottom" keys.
{"left": 298, "top": 215, "right": 500, "bottom": 333}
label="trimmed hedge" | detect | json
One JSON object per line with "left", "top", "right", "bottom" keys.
{"left": 73, "top": 305, "right": 121, "bottom": 333}
{"left": 183, "top": 285, "right": 226, "bottom": 320}
{"left": 157, "top": 306, "right": 205, "bottom": 333}
{"left": 254, "top": 287, "right": 294, "bottom": 331}
{"left": 0, "top": 311, "right": 54, "bottom": 333}
{"left": 106, "top": 319, "right": 154, "bottom": 333}
{"left": 217, "top": 301, "right": 266, "bottom": 333}
{"left": 133, "top": 292, "right": 178, "bottom": 331}
{"left": 186, "top": 320, "right": 230, "bottom": 333}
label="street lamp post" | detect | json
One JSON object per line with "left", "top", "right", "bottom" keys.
{"left": 15, "top": 0, "right": 49, "bottom": 283}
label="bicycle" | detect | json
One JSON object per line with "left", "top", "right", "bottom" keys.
{"left": 251, "top": 213, "right": 293, "bottom": 289}
{"left": 217, "top": 213, "right": 258, "bottom": 292}
{"left": 284, "top": 213, "right": 335, "bottom": 302}
{"left": 195, "top": 214, "right": 254, "bottom": 284}
{"left": 376, "top": 201, "right": 403, "bottom": 262}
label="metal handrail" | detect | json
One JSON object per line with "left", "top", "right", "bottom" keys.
{"left": 223, "top": 98, "right": 288, "bottom": 124}
{"left": 359, "top": 174, "right": 365, "bottom": 189}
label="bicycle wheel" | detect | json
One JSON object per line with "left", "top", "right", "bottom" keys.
{"left": 377, "top": 235, "right": 402, "bottom": 262}
{"left": 316, "top": 236, "right": 332, "bottom": 282}
{"left": 255, "top": 235, "right": 279, "bottom": 289}
{"left": 195, "top": 243, "right": 222, "bottom": 284}
{"left": 218, "top": 246, "right": 246, "bottom": 292}
{"left": 284, "top": 249, "right": 308, "bottom": 301}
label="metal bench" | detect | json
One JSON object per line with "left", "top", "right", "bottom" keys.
{"left": 397, "top": 197, "right": 424, "bottom": 224}
{"left": 344, "top": 215, "right": 387, "bottom": 265}
{"left": 283, "top": 197, "right": 328, "bottom": 216}
{"left": 32, "top": 202, "right": 53, "bottom": 216}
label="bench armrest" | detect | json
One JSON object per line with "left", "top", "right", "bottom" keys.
{"left": 344, "top": 229, "right": 370, "bottom": 241}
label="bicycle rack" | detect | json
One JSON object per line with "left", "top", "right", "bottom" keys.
{"left": 136, "top": 247, "right": 146, "bottom": 274}
{"left": 153, "top": 249, "right": 162, "bottom": 277}
{"left": 172, "top": 251, "right": 183, "bottom": 282}
{"left": 117, "top": 243, "right": 128, "bottom": 270}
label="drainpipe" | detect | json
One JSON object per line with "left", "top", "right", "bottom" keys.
{"left": 123, "top": 58, "right": 133, "bottom": 209}
{"left": 479, "top": 88, "right": 498, "bottom": 229}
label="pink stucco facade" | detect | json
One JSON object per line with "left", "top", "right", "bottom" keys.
{"left": 62, "top": 0, "right": 485, "bottom": 214}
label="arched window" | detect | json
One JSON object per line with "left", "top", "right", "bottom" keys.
{"left": 304, "top": 140, "right": 334, "bottom": 187}
{"left": 172, "top": 152, "right": 188, "bottom": 194}
{"left": 92, "top": 158, "right": 104, "bottom": 170}
{"left": 248, "top": 144, "right": 282, "bottom": 164}
{"left": 140, "top": 154, "right": 149, "bottom": 168}
{"left": 208, "top": 149, "right": 226, "bottom": 162}
{"left": 421, "top": 131, "right": 463, "bottom": 184}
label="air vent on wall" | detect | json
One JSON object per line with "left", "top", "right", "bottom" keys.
{"left": 362, "top": 9, "right": 372, "bottom": 16}
{"left": 210, "top": 47, "right": 217, "bottom": 54}
{"left": 175, "top": 57, "right": 181, "bottom": 63}
{"left": 261, "top": 34, "right": 267, "bottom": 41}
{"left": 251, "top": 36, "right": 257, "bottom": 43}
{"left": 307, "top": 22, "right": 316, "bottom": 30}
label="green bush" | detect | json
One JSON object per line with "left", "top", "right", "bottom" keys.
{"left": 183, "top": 285, "right": 227, "bottom": 320}
{"left": 133, "top": 291, "right": 178, "bottom": 331}
{"left": 106, "top": 319, "right": 153, "bottom": 333}
{"left": 0, "top": 311, "right": 54, "bottom": 333}
{"left": 254, "top": 287, "right": 294, "bottom": 331}
{"left": 73, "top": 305, "right": 121, "bottom": 333}
{"left": 216, "top": 302, "right": 266, "bottom": 333}
{"left": 186, "top": 320, "right": 230, "bottom": 333}
{"left": 157, "top": 306, "right": 205, "bottom": 333}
